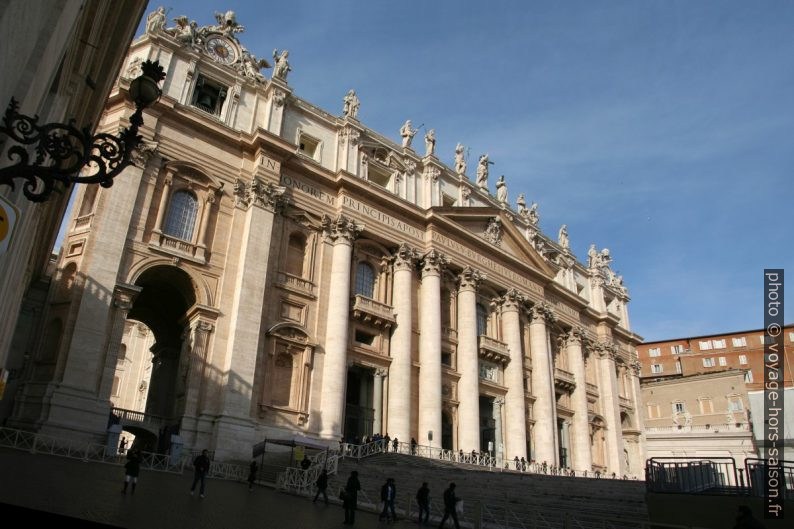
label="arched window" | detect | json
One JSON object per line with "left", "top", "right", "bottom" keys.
{"left": 272, "top": 352, "right": 293, "bottom": 407}
{"left": 163, "top": 190, "right": 198, "bottom": 241}
{"left": 355, "top": 262, "right": 375, "bottom": 298}
{"left": 78, "top": 185, "right": 98, "bottom": 217}
{"left": 476, "top": 303, "right": 488, "bottom": 336}
{"left": 286, "top": 233, "right": 307, "bottom": 277}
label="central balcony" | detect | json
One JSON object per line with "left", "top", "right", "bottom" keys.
{"left": 351, "top": 295, "right": 396, "bottom": 329}
{"left": 478, "top": 335, "right": 510, "bottom": 367}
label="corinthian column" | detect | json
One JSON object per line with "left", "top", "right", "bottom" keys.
{"left": 387, "top": 244, "right": 417, "bottom": 442}
{"left": 319, "top": 215, "right": 362, "bottom": 438}
{"left": 596, "top": 340, "right": 625, "bottom": 475}
{"left": 528, "top": 303, "right": 556, "bottom": 466}
{"left": 417, "top": 250, "right": 447, "bottom": 446}
{"left": 501, "top": 289, "right": 527, "bottom": 460}
{"left": 565, "top": 326, "right": 592, "bottom": 472}
{"left": 456, "top": 266, "right": 484, "bottom": 452}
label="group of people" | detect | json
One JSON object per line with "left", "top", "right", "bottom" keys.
{"left": 343, "top": 434, "right": 421, "bottom": 456}
{"left": 337, "top": 470, "right": 462, "bottom": 528}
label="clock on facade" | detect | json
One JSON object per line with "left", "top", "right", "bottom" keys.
{"left": 205, "top": 37, "right": 237, "bottom": 65}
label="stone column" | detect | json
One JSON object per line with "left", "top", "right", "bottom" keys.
{"left": 417, "top": 250, "right": 447, "bottom": 446}
{"left": 152, "top": 169, "right": 174, "bottom": 234}
{"left": 195, "top": 192, "right": 216, "bottom": 260}
{"left": 565, "top": 327, "right": 593, "bottom": 472}
{"left": 596, "top": 341, "right": 625, "bottom": 475}
{"left": 319, "top": 215, "right": 362, "bottom": 438}
{"left": 387, "top": 244, "right": 416, "bottom": 442}
{"left": 97, "top": 285, "right": 141, "bottom": 400}
{"left": 456, "top": 266, "right": 483, "bottom": 452}
{"left": 184, "top": 320, "right": 215, "bottom": 418}
{"left": 629, "top": 359, "right": 646, "bottom": 476}
{"left": 493, "top": 397, "right": 505, "bottom": 459}
{"left": 215, "top": 180, "right": 287, "bottom": 454}
{"left": 501, "top": 289, "right": 527, "bottom": 460}
{"left": 528, "top": 303, "right": 556, "bottom": 466}
{"left": 373, "top": 369, "right": 386, "bottom": 435}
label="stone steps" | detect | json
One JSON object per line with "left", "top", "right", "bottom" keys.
{"left": 333, "top": 453, "right": 649, "bottom": 521}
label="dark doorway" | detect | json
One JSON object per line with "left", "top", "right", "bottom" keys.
{"left": 343, "top": 366, "right": 374, "bottom": 441}
{"left": 441, "top": 410, "right": 453, "bottom": 450}
{"left": 479, "top": 396, "right": 495, "bottom": 453}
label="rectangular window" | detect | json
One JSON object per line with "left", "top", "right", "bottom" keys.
{"left": 729, "top": 398, "right": 744, "bottom": 412}
{"left": 789, "top": 332, "right": 794, "bottom": 342}
{"left": 354, "top": 330, "right": 375, "bottom": 346}
{"left": 719, "top": 357, "right": 727, "bottom": 366}
{"left": 651, "top": 364, "right": 663, "bottom": 374}
{"left": 739, "top": 355, "right": 748, "bottom": 365}
{"left": 699, "top": 399, "right": 713, "bottom": 414}
{"left": 703, "top": 357, "right": 715, "bottom": 367}
{"left": 760, "top": 335, "right": 775, "bottom": 345}
{"left": 647, "top": 404, "right": 660, "bottom": 419}
{"left": 671, "top": 344, "right": 685, "bottom": 355}
{"left": 699, "top": 340, "right": 712, "bottom": 350}
{"left": 298, "top": 133, "right": 320, "bottom": 159}
{"left": 732, "top": 337, "right": 747, "bottom": 347}
{"left": 675, "top": 361, "right": 682, "bottom": 374}
{"left": 745, "top": 370, "right": 754, "bottom": 383}
{"left": 674, "top": 402, "right": 685, "bottom": 413}
{"left": 713, "top": 339, "right": 726, "bottom": 349}
{"left": 648, "top": 347, "right": 661, "bottom": 357}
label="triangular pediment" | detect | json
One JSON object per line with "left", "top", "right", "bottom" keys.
{"left": 431, "top": 207, "right": 557, "bottom": 279}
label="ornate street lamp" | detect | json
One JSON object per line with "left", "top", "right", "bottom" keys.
{"left": 0, "top": 60, "right": 166, "bottom": 202}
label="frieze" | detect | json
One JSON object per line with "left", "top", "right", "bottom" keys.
{"left": 341, "top": 194, "right": 423, "bottom": 239}
{"left": 279, "top": 173, "right": 335, "bottom": 205}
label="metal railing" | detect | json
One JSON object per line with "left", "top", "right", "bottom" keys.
{"left": 646, "top": 457, "right": 741, "bottom": 493}
{"left": 340, "top": 438, "right": 638, "bottom": 480}
{"left": 744, "top": 457, "right": 794, "bottom": 499}
{"left": 276, "top": 448, "right": 342, "bottom": 494}
{"left": 0, "top": 426, "right": 185, "bottom": 473}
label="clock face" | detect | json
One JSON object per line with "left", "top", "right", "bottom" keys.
{"left": 206, "top": 37, "right": 236, "bottom": 65}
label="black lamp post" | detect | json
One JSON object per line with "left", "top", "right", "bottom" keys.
{"left": 0, "top": 60, "right": 166, "bottom": 202}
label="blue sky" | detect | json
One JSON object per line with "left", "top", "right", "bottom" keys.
{"left": 129, "top": 0, "right": 792, "bottom": 341}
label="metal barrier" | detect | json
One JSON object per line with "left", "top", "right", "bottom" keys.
{"left": 276, "top": 448, "right": 341, "bottom": 494}
{"left": 0, "top": 426, "right": 185, "bottom": 473}
{"left": 744, "top": 457, "right": 794, "bottom": 499}
{"left": 646, "top": 457, "right": 740, "bottom": 494}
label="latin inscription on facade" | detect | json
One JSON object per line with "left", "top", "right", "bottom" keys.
{"left": 260, "top": 154, "right": 281, "bottom": 174}
{"left": 341, "top": 195, "right": 422, "bottom": 239}
{"left": 431, "top": 231, "right": 544, "bottom": 295}
{"left": 280, "top": 174, "right": 336, "bottom": 205}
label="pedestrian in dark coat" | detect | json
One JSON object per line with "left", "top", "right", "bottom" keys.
{"left": 247, "top": 460, "right": 257, "bottom": 491}
{"left": 439, "top": 482, "right": 461, "bottom": 529}
{"left": 343, "top": 470, "right": 361, "bottom": 524}
{"left": 122, "top": 449, "right": 141, "bottom": 494}
{"left": 379, "top": 477, "right": 397, "bottom": 522}
{"left": 313, "top": 469, "right": 329, "bottom": 504}
{"left": 416, "top": 481, "right": 430, "bottom": 525}
{"left": 190, "top": 449, "right": 211, "bottom": 498}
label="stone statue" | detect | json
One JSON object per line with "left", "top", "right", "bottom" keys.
{"left": 516, "top": 193, "right": 528, "bottom": 217}
{"left": 454, "top": 143, "right": 466, "bottom": 176}
{"left": 495, "top": 175, "right": 508, "bottom": 205}
{"left": 171, "top": 16, "right": 198, "bottom": 46}
{"left": 599, "top": 248, "right": 612, "bottom": 269}
{"left": 558, "top": 224, "right": 569, "bottom": 249}
{"left": 146, "top": 6, "right": 167, "bottom": 34}
{"left": 238, "top": 48, "right": 269, "bottom": 82}
{"left": 400, "top": 120, "right": 417, "bottom": 148}
{"left": 587, "top": 244, "right": 598, "bottom": 268}
{"left": 424, "top": 129, "right": 436, "bottom": 157}
{"left": 272, "top": 49, "right": 292, "bottom": 81}
{"left": 484, "top": 217, "right": 502, "bottom": 246}
{"left": 214, "top": 10, "right": 245, "bottom": 37}
{"left": 527, "top": 202, "right": 539, "bottom": 225}
{"left": 476, "top": 154, "right": 492, "bottom": 190}
{"left": 342, "top": 89, "right": 360, "bottom": 119}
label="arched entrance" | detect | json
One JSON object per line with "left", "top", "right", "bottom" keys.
{"left": 125, "top": 265, "right": 198, "bottom": 450}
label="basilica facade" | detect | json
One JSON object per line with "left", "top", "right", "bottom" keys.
{"left": 8, "top": 9, "right": 645, "bottom": 476}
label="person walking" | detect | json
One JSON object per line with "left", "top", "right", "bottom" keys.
{"left": 439, "top": 482, "right": 461, "bottom": 529}
{"left": 247, "top": 460, "right": 258, "bottom": 492}
{"left": 313, "top": 469, "right": 329, "bottom": 505}
{"left": 300, "top": 454, "right": 311, "bottom": 470}
{"left": 190, "top": 449, "right": 211, "bottom": 498}
{"left": 383, "top": 433, "right": 391, "bottom": 452}
{"left": 392, "top": 437, "right": 399, "bottom": 453}
{"left": 416, "top": 481, "right": 430, "bottom": 525}
{"left": 121, "top": 449, "right": 141, "bottom": 494}
{"left": 379, "top": 477, "right": 397, "bottom": 523}
{"left": 411, "top": 437, "right": 418, "bottom": 455}
{"left": 343, "top": 470, "right": 361, "bottom": 525}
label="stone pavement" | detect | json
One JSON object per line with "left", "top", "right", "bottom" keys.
{"left": 0, "top": 448, "right": 417, "bottom": 528}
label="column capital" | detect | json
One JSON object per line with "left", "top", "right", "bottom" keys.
{"left": 195, "top": 320, "right": 214, "bottom": 334}
{"left": 375, "top": 368, "right": 388, "bottom": 378}
{"left": 234, "top": 178, "right": 288, "bottom": 212}
{"left": 526, "top": 302, "right": 556, "bottom": 325}
{"left": 560, "top": 325, "right": 587, "bottom": 347}
{"left": 420, "top": 249, "right": 448, "bottom": 277}
{"left": 458, "top": 266, "right": 485, "bottom": 292}
{"left": 593, "top": 339, "right": 618, "bottom": 360}
{"left": 499, "top": 288, "right": 525, "bottom": 312}
{"left": 393, "top": 243, "right": 419, "bottom": 272}
{"left": 630, "top": 360, "right": 642, "bottom": 376}
{"left": 493, "top": 396, "right": 505, "bottom": 407}
{"left": 321, "top": 214, "right": 363, "bottom": 244}
{"left": 112, "top": 284, "right": 142, "bottom": 312}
